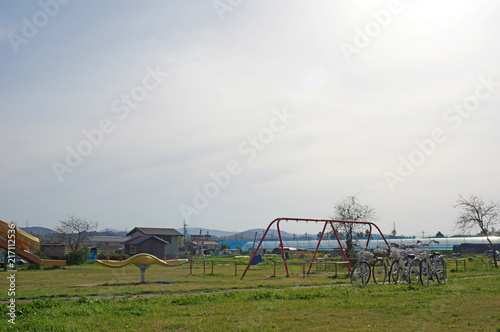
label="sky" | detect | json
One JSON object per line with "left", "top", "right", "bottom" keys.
{"left": 1, "top": 0, "right": 499, "bottom": 237}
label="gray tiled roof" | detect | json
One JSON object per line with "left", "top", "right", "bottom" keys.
{"left": 127, "top": 227, "right": 182, "bottom": 237}
{"left": 124, "top": 235, "right": 169, "bottom": 245}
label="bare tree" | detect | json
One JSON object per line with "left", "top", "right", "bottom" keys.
{"left": 331, "top": 195, "right": 376, "bottom": 257}
{"left": 454, "top": 194, "right": 499, "bottom": 268}
{"left": 56, "top": 215, "right": 97, "bottom": 264}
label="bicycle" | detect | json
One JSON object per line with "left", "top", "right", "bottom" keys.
{"left": 388, "top": 243, "right": 421, "bottom": 284}
{"left": 419, "top": 240, "right": 447, "bottom": 286}
{"left": 371, "top": 246, "right": 390, "bottom": 284}
{"left": 350, "top": 245, "right": 374, "bottom": 286}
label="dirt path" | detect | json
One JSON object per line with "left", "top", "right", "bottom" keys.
{"left": 4, "top": 274, "right": 499, "bottom": 304}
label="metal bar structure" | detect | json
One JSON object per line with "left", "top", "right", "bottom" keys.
{"left": 365, "top": 224, "right": 373, "bottom": 248}
{"left": 305, "top": 220, "right": 351, "bottom": 275}
{"left": 241, "top": 217, "right": 390, "bottom": 280}
{"left": 445, "top": 258, "right": 466, "bottom": 272}
{"left": 276, "top": 220, "right": 289, "bottom": 277}
{"left": 273, "top": 261, "right": 349, "bottom": 278}
{"left": 190, "top": 259, "right": 238, "bottom": 276}
{"left": 308, "top": 221, "right": 329, "bottom": 275}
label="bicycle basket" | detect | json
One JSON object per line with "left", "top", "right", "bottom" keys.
{"left": 420, "top": 249, "right": 432, "bottom": 258}
{"left": 358, "top": 251, "right": 374, "bottom": 260}
{"left": 390, "top": 248, "right": 405, "bottom": 259}
{"left": 373, "top": 249, "right": 387, "bottom": 257}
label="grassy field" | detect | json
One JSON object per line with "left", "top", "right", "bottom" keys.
{"left": 1, "top": 256, "right": 499, "bottom": 331}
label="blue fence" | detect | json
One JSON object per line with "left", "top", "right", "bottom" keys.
{"left": 235, "top": 236, "right": 500, "bottom": 252}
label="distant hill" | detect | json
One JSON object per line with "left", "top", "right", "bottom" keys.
{"left": 23, "top": 226, "right": 129, "bottom": 237}
{"left": 177, "top": 227, "right": 237, "bottom": 238}
{"left": 98, "top": 229, "right": 128, "bottom": 236}
{"left": 177, "top": 227, "right": 300, "bottom": 241}
{"left": 21, "top": 226, "right": 310, "bottom": 240}
{"left": 226, "top": 228, "right": 296, "bottom": 241}
{"left": 23, "top": 226, "right": 55, "bottom": 236}
{"left": 21, "top": 225, "right": 335, "bottom": 242}
{"left": 98, "top": 228, "right": 121, "bottom": 233}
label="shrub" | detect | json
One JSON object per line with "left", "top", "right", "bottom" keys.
{"left": 62, "top": 248, "right": 91, "bottom": 265}
{"left": 178, "top": 251, "right": 191, "bottom": 259}
{"left": 295, "top": 251, "right": 312, "bottom": 260}
{"left": 97, "top": 253, "right": 130, "bottom": 260}
{"left": 109, "top": 253, "right": 130, "bottom": 260}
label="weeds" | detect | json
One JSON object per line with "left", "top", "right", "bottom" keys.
{"left": 1, "top": 276, "right": 499, "bottom": 331}
{"left": 1, "top": 255, "right": 499, "bottom": 331}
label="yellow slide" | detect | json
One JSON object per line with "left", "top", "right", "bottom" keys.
{"left": 0, "top": 219, "right": 66, "bottom": 266}
{"left": 95, "top": 253, "right": 188, "bottom": 268}
{"left": 0, "top": 219, "right": 41, "bottom": 251}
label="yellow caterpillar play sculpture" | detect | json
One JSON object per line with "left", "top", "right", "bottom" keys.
{"left": 95, "top": 253, "right": 188, "bottom": 282}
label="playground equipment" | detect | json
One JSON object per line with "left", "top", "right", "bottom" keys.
{"left": 94, "top": 253, "right": 188, "bottom": 282}
{"left": 0, "top": 219, "right": 66, "bottom": 267}
{"left": 241, "top": 217, "right": 390, "bottom": 279}
{"left": 189, "top": 259, "right": 239, "bottom": 276}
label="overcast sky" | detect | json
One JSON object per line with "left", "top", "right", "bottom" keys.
{"left": 1, "top": 0, "right": 499, "bottom": 237}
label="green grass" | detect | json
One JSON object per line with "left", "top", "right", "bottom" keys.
{"left": 1, "top": 256, "right": 499, "bottom": 331}
{"left": 0, "top": 259, "right": 355, "bottom": 301}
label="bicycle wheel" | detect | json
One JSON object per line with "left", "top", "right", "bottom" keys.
{"left": 389, "top": 260, "right": 400, "bottom": 284}
{"left": 351, "top": 261, "right": 371, "bottom": 285}
{"left": 407, "top": 258, "right": 421, "bottom": 284}
{"left": 420, "top": 259, "right": 430, "bottom": 286}
{"left": 435, "top": 257, "right": 447, "bottom": 284}
{"left": 372, "top": 259, "right": 387, "bottom": 284}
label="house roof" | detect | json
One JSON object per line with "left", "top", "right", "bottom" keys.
{"left": 86, "top": 236, "right": 128, "bottom": 244}
{"left": 126, "top": 227, "right": 182, "bottom": 237}
{"left": 124, "top": 235, "right": 169, "bottom": 245}
{"left": 192, "top": 240, "right": 220, "bottom": 246}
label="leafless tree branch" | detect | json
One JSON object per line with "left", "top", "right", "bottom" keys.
{"left": 453, "top": 194, "right": 499, "bottom": 268}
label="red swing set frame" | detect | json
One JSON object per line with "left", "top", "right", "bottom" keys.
{"left": 241, "top": 218, "right": 390, "bottom": 279}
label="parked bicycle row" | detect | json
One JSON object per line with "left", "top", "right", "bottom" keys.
{"left": 350, "top": 240, "right": 447, "bottom": 286}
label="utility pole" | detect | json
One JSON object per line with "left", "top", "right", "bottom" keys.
{"left": 183, "top": 219, "right": 188, "bottom": 239}
{"left": 390, "top": 222, "right": 396, "bottom": 237}
{"left": 199, "top": 229, "right": 205, "bottom": 262}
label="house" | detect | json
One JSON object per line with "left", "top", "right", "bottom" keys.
{"left": 190, "top": 234, "right": 214, "bottom": 242}
{"left": 41, "top": 244, "right": 65, "bottom": 259}
{"left": 188, "top": 233, "right": 220, "bottom": 255}
{"left": 191, "top": 240, "right": 220, "bottom": 255}
{"left": 86, "top": 236, "right": 128, "bottom": 246}
{"left": 125, "top": 227, "right": 183, "bottom": 259}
